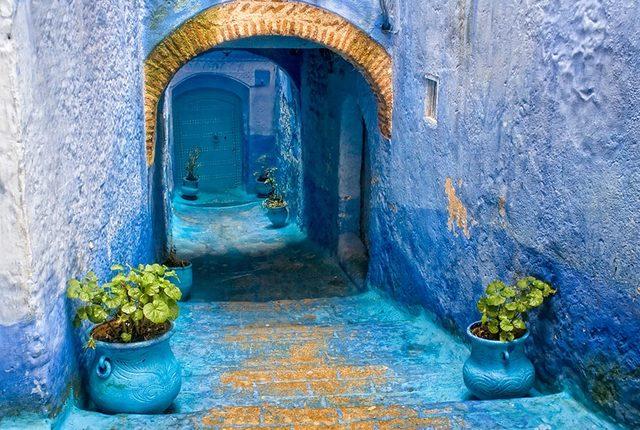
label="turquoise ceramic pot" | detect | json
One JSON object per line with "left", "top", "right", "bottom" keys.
{"left": 463, "top": 322, "right": 535, "bottom": 399}
{"left": 181, "top": 178, "right": 199, "bottom": 200}
{"left": 88, "top": 324, "right": 182, "bottom": 414}
{"left": 170, "top": 263, "right": 193, "bottom": 300}
{"left": 266, "top": 205, "right": 288, "bottom": 228}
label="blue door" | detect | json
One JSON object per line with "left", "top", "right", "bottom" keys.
{"left": 173, "top": 88, "right": 243, "bottom": 192}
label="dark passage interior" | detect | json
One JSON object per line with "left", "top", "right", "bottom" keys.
{"left": 153, "top": 40, "right": 383, "bottom": 302}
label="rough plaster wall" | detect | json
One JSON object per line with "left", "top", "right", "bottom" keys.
{"left": 300, "top": 50, "right": 383, "bottom": 250}
{"left": 142, "top": 0, "right": 392, "bottom": 56}
{"left": 0, "top": 0, "right": 152, "bottom": 415}
{"left": 274, "top": 67, "right": 303, "bottom": 227}
{"left": 0, "top": 0, "right": 31, "bottom": 327}
{"left": 368, "top": 0, "right": 639, "bottom": 426}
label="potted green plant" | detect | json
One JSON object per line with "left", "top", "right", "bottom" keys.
{"left": 67, "top": 264, "right": 183, "bottom": 414}
{"left": 463, "top": 276, "right": 555, "bottom": 399}
{"left": 163, "top": 246, "right": 192, "bottom": 300}
{"left": 255, "top": 167, "right": 275, "bottom": 197}
{"left": 182, "top": 147, "right": 202, "bottom": 200}
{"left": 262, "top": 177, "right": 288, "bottom": 228}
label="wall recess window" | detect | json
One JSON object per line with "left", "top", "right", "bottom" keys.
{"left": 424, "top": 74, "right": 438, "bottom": 125}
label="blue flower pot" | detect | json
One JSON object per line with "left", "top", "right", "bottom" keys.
{"left": 266, "top": 205, "right": 288, "bottom": 228}
{"left": 170, "top": 263, "right": 192, "bottom": 300}
{"left": 463, "top": 322, "right": 535, "bottom": 399}
{"left": 255, "top": 180, "right": 272, "bottom": 197}
{"left": 87, "top": 324, "right": 182, "bottom": 414}
{"left": 181, "top": 178, "right": 199, "bottom": 200}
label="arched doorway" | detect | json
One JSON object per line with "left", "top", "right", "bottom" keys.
{"left": 143, "top": 0, "right": 394, "bottom": 165}
{"left": 147, "top": 2, "right": 390, "bottom": 302}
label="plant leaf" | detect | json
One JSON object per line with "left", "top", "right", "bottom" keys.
{"left": 164, "top": 285, "right": 182, "bottom": 301}
{"left": 505, "top": 302, "right": 518, "bottom": 311}
{"left": 488, "top": 320, "right": 499, "bottom": 334}
{"left": 500, "top": 320, "right": 514, "bottom": 332}
{"left": 67, "top": 279, "right": 82, "bottom": 298}
{"left": 143, "top": 300, "right": 170, "bottom": 324}
{"left": 87, "top": 305, "right": 108, "bottom": 324}
{"left": 513, "top": 319, "right": 526, "bottom": 330}
{"left": 502, "top": 287, "right": 516, "bottom": 298}
{"left": 132, "top": 309, "right": 144, "bottom": 321}
{"left": 487, "top": 294, "right": 506, "bottom": 306}
{"left": 121, "top": 302, "right": 136, "bottom": 314}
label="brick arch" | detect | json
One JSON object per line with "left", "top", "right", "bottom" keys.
{"left": 144, "top": 0, "right": 394, "bottom": 164}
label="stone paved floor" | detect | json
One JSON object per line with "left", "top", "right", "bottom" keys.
{"left": 1, "top": 201, "right": 619, "bottom": 429}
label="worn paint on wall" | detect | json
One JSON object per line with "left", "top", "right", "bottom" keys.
{"left": 0, "top": 0, "right": 31, "bottom": 328}
{"left": 444, "top": 178, "right": 470, "bottom": 239}
{"left": 0, "top": 0, "right": 153, "bottom": 415}
{"left": 274, "top": 67, "right": 303, "bottom": 227}
{"left": 0, "top": 0, "right": 638, "bottom": 427}
{"left": 300, "top": 49, "right": 382, "bottom": 250}
{"left": 368, "top": 0, "right": 640, "bottom": 426}
{"left": 142, "top": 0, "right": 393, "bottom": 55}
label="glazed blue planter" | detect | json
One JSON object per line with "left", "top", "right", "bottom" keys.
{"left": 255, "top": 180, "right": 272, "bottom": 197}
{"left": 266, "top": 205, "right": 288, "bottom": 228}
{"left": 170, "top": 263, "right": 193, "bottom": 300}
{"left": 181, "top": 178, "right": 199, "bottom": 200}
{"left": 88, "top": 324, "right": 182, "bottom": 414}
{"left": 463, "top": 322, "right": 535, "bottom": 399}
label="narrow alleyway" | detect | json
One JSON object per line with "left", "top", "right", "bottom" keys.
{"left": 54, "top": 204, "right": 615, "bottom": 429}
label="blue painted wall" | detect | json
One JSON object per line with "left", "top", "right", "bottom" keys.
{"left": 274, "top": 68, "right": 304, "bottom": 227}
{"left": 299, "top": 49, "right": 382, "bottom": 250}
{"left": 1, "top": 0, "right": 638, "bottom": 427}
{"left": 365, "top": 1, "right": 640, "bottom": 426}
{"left": 0, "top": 0, "right": 154, "bottom": 416}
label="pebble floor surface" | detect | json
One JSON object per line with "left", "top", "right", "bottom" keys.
{"left": 2, "top": 199, "right": 619, "bottom": 429}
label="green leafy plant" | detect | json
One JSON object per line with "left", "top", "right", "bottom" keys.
{"left": 261, "top": 170, "right": 287, "bottom": 209}
{"left": 263, "top": 192, "right": 287, "bottom": 209}
{"left": 67, "top": 264, "right": 182, "bottom": 348}
{"left": 474, "top": 276, "right": 555, "bottom": 342}
{"left": 184, "top": 147, "right": 202, "bottom": 181}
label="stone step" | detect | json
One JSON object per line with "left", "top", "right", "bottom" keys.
{"left": 59, "top": 392, "right": 617, "bottom": 429}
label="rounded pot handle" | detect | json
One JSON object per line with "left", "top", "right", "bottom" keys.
{"left": 502, "top": 350, "right": 510, "bottom": 362}
{"left": 96, "top": 356, "right": 112, "bottom": 379}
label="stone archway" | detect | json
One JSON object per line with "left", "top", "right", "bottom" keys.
{"left": 144, "top": 0, "right": 394, "bottom": 164}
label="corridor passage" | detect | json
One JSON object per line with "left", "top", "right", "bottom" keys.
{"left": 59, "top": 203, "right": 614, "bottom": 429}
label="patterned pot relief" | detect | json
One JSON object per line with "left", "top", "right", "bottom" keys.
{"left": 88, "top": 324, "right": 182, "bottom": 414}
{"left": 463, "top": 322, "right": 535, "bottom": 399}
{"left": 170, "top": 263, "right": 193, "bottom": 300}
